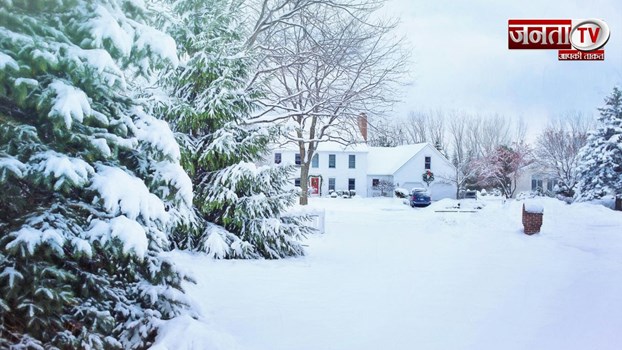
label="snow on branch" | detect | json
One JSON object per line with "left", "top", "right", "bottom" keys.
{"left": 81, "top": 5, "right": 133, "bottom": 57}
{"left": 0, "top": 52, "right": 19, "bottom": 71}
{"left": 85, "top": 215, "right": 149, "bottom": 258}
{"left": 90, "top": 165, "right": 167, "bottom": 224}
{"left": 6, "top": 226, "right": 65, "bottom": 256}
{"left": 0, "top": 155, "right": 27, "bottom": 181}
{"left": 47, "top": 80, "right": 92, "bottom": 128}
{"left": 131, "top": 20, "right": 179, "bottom": 67}
{"left": 29, "top": 151, "right": 94, "bottom": 190}
{"left": 133, "top": 107, "right": 182, "bottom": 162}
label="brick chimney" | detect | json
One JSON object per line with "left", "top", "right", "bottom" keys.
{"left": 357, "top": 113, "right": 368, "bottom": 142}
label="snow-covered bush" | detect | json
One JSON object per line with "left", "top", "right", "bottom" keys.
{"left": 394, "top": 187, "right": 409, "bottom": 198}
{"left": 555, "top": 194, "right": 574, "bottom": 204}
{"left": 0, "top": 1, "right": 194, "bottom": 348}
{"left": 515, "top": 191, "right": 542, "bottom": 201}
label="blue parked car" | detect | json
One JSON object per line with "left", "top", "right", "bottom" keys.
{"left": 410, "top": 188, "right": 431, "bottom": 207}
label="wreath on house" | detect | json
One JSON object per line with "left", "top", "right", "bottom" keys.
{"left": 422, "top": 170, "right": 434, "bottom": 186}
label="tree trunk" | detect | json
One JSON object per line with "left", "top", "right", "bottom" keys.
{"left": 299, "top": 162, "right": 310, "bottom": 205}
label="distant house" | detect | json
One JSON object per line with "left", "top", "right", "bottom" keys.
{"left": 268, "top": 142, "right": 457, "bottom": 200}
{"left": 513, "top": 163, "right": 560, "bottom": 197}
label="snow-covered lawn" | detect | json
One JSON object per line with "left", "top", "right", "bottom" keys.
{"left": 161, "top": 197, "right": 622, "bottom": 350}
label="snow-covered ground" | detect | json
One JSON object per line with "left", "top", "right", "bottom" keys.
{"left": 159, "top": 197, "right": 622, "bottom": 350}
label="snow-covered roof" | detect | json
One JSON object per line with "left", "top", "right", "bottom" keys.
{"left": 367, "top": 143, "right": 429, "bottom": 175}
{"left": 273, "top": 140, "right": 368, "bottom": 153}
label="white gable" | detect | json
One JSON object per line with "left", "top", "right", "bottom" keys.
{"left": 367, "top": 143, "right": 428, "bottom": 175}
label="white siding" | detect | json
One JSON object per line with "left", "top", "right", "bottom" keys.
{"left": 392, "top": 144, "right": 457, "bottom": 200}
{"left": 430, "top": 183, "right": 455, "bottom": 200}
{"left": 270, "top": 149, "right": 368, "bottom": 197}
{"left": 513, "top": 165, "right": 560, "bottom": 197}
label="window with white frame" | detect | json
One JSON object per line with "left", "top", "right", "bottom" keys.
{"left": 328, "top": 178, "right": 335, "bottom": 191}
{"left": 531, "top": 178, "right": 543, "bottom": 191}
{"left": 311, "top": 153, "right": 319, "bottom": 168}
{"left": 329, "top": 154, "right": 336, "bottom": 168}
{"left": 348, "top": 178, "right": 355, "bottom": 190}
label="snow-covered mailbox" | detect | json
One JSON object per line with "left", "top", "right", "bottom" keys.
{"left": 522, "top": 201, "right": 543, "bottom": 235}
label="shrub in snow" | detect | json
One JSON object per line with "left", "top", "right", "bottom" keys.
{"left": 158, "top": 0, "right": 311, "bottom": 259}
{"left": 575, "top": 87, "right": 622, "bottom": 202}
{"left": 516, "top": 191, "right": 544, "bottom": 201}
{"left": 556, "top": 194, "right": 574, "bottom": 204}
{"left": 0, "top": 2, "right": 193, "bottom": 348}
{"left": 394, "top": 187, "right": 409, "bottom": 198}
{"left": 373, "top": 179, "right": 395, "bottom": 196}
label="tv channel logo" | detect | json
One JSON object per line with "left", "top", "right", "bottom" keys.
{"left": 508, "top": 19, "right": 610, "bottom": 61}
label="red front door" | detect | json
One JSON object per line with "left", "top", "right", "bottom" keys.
{"left": 310, "top": 177, "right": 320, "bottom": 195}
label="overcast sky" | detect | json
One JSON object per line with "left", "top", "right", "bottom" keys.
{"left": 381, "top": 0, "right": 622, "bottom": 138}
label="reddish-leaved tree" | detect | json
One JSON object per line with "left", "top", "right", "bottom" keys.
{"left": 473, "top": 143, "right": 532, "bottom": 198}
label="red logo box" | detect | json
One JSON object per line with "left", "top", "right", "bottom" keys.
{"left": 508, "top": 19, "right": 572, "bottom": 49}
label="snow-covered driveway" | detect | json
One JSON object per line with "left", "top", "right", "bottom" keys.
{"left": 168, "top": 197, "right": 622, "bottom": 350}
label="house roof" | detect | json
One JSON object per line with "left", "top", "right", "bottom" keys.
{"left": 367, "top": 143, "right": 429, "bottom": 175}
{"left": 274, "top": 140, "right": 369, "bottom": 153}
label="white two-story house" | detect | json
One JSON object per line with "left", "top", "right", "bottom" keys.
{"left": 271, "top": 141, "right": 369, "bottom": 196}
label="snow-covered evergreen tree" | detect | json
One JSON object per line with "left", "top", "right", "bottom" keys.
{"left": 575, "top": 87, "right": 622, "bottom": 201}
{"left": 0, "top": 1, "right": 194, "bottom": 348}
{"left": 159, "top": 0, "right": 310, "bottom": 259}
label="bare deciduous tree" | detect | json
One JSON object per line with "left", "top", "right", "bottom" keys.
{"left": 439, "top": 111, "right": 478, "bottom": 197}
{"left": 248, "top": 1, "right": 409, "bottom": 204}
{"left": 367, "top": 118, "right": 407, "bottom": 147}
{"left": 404, "top": 111, "right": 428, "bottom": 144}
{"left": 402, "top": 110, "right": 445, "bottom": 150}
{"left": 535, "top": 112, "right": 592, "bottom": 197}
